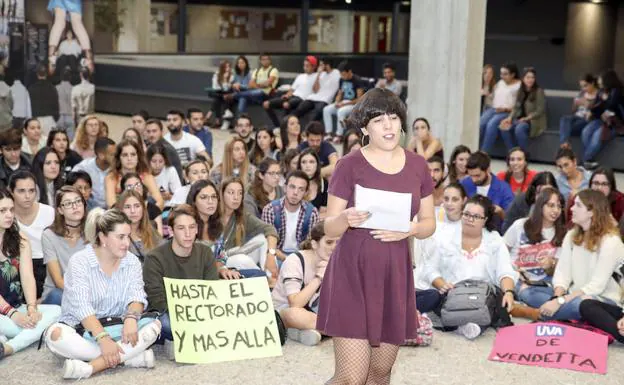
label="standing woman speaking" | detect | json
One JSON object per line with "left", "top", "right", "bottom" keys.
{"left": 317, "top": 88, "right": 436, "bottom": 384}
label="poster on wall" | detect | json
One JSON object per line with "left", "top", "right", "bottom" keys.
{"left": 219, "top": 10, "right": 249, "bottom": 39}
{"left": 309, "top": 15, "right": 335, "bottom": 46}
{"left": 262, "top": 13, "right": 297, "bottom": 41}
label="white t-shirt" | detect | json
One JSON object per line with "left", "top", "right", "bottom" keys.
{"left": 282, "top": 206, "right": 301, "bottom": 252}
{"left": 476, "top": 184, "right": 491, "bottom": 197}
{"left": 503, "top": 218, "right": 560, "bottom": 281}
{"left": 306, "top": 69, "right": 341, "bottom": 104}
{"left": 155, "top": 166, "right": 182, "bottom": 206}
{"left": 291, "top": 73, "right": 317, "bottom": 99}
{"left": 492, "top": 79, "right": 521, "bottom": 110}
{"left": 17, "top": 203, "right": 55, "bottom": 260}
{"left": 164, "top": 131, "right": 206, "bottom": 166}
{"left": 169, "top": 185, "right": 191, "bottom": 206}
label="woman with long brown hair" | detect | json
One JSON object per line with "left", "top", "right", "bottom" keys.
{"left": 249, "top": 127, "right": 279, "bottom": 166}
{"left": 244, "top": 158, "right": 283, "bottom": 218}
{"left": 217, "top": 177, "right": 279, "bottom": 281}
{"left": 503, "top": 187, "right": 566, "bottom": 320}
{"left": 41, "top": 186, "right": 88, "bottom": 306}
{"left": 210, "top": 60, "right": 235, "bottom": 129}
{"left": 447, "top": 145, "right": 471, "bottom": 184}
{"left": 495, "top": 147, "right": 537, "bottom": 193}
{"left": 209, "top": 137, "right": 255, "bottom": 186}
{"left": 104, "top": 139, "right": 164, "bottom": 210}
{"left": 70, "top": 115, "right": 105, "bottom": 159}
{"left": 116, "top": 189, "right": 161, "bottom": 261}
{"left": 539, "top": 189, "right": 624, "bottom": 320}
{"left": 481, "top": 64, "right": 496, "bottom": 112}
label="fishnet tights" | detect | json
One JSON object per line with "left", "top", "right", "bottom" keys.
{"left": 326, "top": 338, "right": 399, "bottom": 385}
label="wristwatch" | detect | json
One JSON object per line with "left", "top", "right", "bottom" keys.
{"left": 557, "top": 296, "right": 566, "bottom": 305}
{"left": 268, "top": 248, "right": 276, "bottom": 256}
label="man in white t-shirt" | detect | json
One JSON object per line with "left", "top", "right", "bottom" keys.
{"left": 261, "top": 170, "right": 319, "bottom": 263}
{"left": 164, "top": 110, "right": 209, "bottom": 166}
{"left": 296, "top": 58, "right": 341, "bottom": 121}
{"left": 262, "top": 56, "right": 318, "bottom": 128}
{"left": 10, "top": 170, "right": 55, "bottom": 299}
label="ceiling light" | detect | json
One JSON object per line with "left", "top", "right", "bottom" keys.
{"left": 345, "top": 0, "right": 352, "bottom": 4}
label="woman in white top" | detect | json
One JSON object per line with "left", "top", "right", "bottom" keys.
{"left": 272, "top": 221, "right": 336, "bottom": 346}
{"left": 21, "top": 119, "right": 47, "bottom": 160}
{"left": 147, "top": 144, "right": 182, "bottom": 208}
{"left": 479, "top": 62, "right": 522, "bottom": 153}
{"left": 427, "top": 195, "right": 517, "bottom": 339}
{"left": 539, "top": 189, "right": 624, "bottom": 320}
{"left": 503, "top": 188, "right": 566, "bottom": 320}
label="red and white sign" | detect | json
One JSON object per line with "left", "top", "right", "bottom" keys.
{"left": 488, "top": 322, "right": 608, "bottom": 374}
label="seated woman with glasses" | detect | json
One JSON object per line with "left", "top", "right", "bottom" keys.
{"left": 244, "top": 158, "right": 283, "bottom": 218}
{"left": 45, "top": 208, "right": 162, "bottom": 379}
{"left": 104, "top": 139, "right": 164, "bottom": 211}
{"left": 426, "top": 195, "right": 517, "bottom": 340}
{"left": 503, "top": 188, "right": 566, "bottom": 320}
{"left": 538, "top": 190, "right": 624, "bottom": 321}
{"left": 564, "top": 167, "right": 624, "bottom": 227}
{"left": 41, "top": 186, "right": 88, "bottom": 306}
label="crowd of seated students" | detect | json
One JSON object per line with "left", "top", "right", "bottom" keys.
{"left": 3, "top": 66, "right": 624, "bottom": 377}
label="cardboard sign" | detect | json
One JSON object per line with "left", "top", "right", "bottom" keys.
{"left": 164, "top": 277, "right": 283, "bottom": 364}
{"left": 489, "top": 322, "right": 608, "bottom": 374}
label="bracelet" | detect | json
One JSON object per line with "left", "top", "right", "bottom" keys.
{"left": 123, "top": 310, "right": 142, "bottom": 322}
{"left": 94, "top": 331, "right": 109, "bottom": 342}
{"left": 7, "top": 309, "right": 17, "bottom": 319}
{"left": 27, "top": 304, "right": 37, "bottom": 311}
{"left": 0, "top": 303, "right": 12, "bottom": 315}
{"left": 218, "top": 265, "right": 229, "bottom": 271}
{"left": 504, "top": 290, "right": 514, "bottom": 296}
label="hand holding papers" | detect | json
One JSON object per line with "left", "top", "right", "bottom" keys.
{"left": 354, "top": 185, "right": 412, "bottom": 232}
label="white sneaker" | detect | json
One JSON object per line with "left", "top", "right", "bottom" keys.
{"left": 220, "top": 120, "right": 231, "bottom": 131}
{"left": 63, "top": 359, "right": 93, "bottom": 379}
{"left": 0, "top": 335, "right": 7, "bottom": 344}
{"left": 287, "top": 328, "right": 322, "bottom": 346}
{"left": 125, "top": 349, "right": 155, "bottom": 368}
{"left": 456, "top": 323, "right": 482, "bottom": 340}
{"left": 164, "top": 340, "right": 176, "bottom": 361}
{"left": 223, "top": 109, "right": 234, "bottom": 119}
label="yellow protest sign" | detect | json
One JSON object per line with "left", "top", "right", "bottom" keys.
{"left": 164, "top": 277, "right": 283, "bottom": 364}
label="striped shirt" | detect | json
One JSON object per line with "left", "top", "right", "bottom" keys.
{"left": 59, "top": 244, "right": 148, "bottom": 326}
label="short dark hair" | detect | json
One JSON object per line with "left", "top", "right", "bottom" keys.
{"left": 36, "top": 63, "right": 47, "bottom": 78}
{"left": 79, "top": 67, "right": 90, "bottom": 81}
{"left": 502, "top": 62, "right": 519, "bottom": 79}
{"left": 66, "top": 170, "right": 93, "bottom": 187}
{"left": 61, "top": 66, "right": 72, "bottom": 82}
{"left": 167, "top": 110, "right": 185, "bottom": 119}
{"left": 346, "top": 88, "right": 407, "bottom": 134}
{"left": 427, "top": 155, "right": 444, "bottom": 169}
{"left": 259, "top": 53, "right": 271, "bottom": 60}
{"left": 285, "top": 170, "right": 310, "bottom": 189}
{"left": 145, "top": 119, "right": 163, "bottom": 131}
{"left": 236, "top": 113, "right": 252, "bottom": 126}
{"left": 555, "top": 147, "right": 576, "bottom": 162}
{"left": 466, "top": 151, "right": 490, "bottom": 172}
{"left": 133, "top": 110, "right": 149, "bottom": 120}
{"left": 465, "top": 195, "right": 497, "bottom": 232}
{"left": 320, "top": 58, "right": 333, "bottom": 68}
{"left": 9, "top": 170, "right": 36, "bottom": 191}
{"left": 187, "top": 107, "right": 203, "bottom": 118}
{"left": 94, "top": 137, "right": 115, "bottom": 154}
{"left": 0, "top": 129, "right": 22, "bottom": 147}
{"left": 305, "top": 121, "right": 324, "bottom": 137}
{"left": 168, "top": 204, "right": 197, "bottom": 228}
{"left": 382, "top": 62, "right": 396, "bottom": 72}
{"left": 337, "top": 60, "right": 352, "bottom": 73}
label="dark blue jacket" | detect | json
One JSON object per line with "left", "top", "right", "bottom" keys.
{"left": 460, "top": 173, "right": 514, "bottom": 211}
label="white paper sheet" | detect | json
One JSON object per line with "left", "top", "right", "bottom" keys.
{"left": 354, "top": 184, "right": 412, "bottom": 232}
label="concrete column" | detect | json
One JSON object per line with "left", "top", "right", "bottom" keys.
{"left": 563, "top": 3, "right": 617, "bottom": 87}
{"left": 407, "top": 0, "right": 486, "bottom": 154}
{"left": 390, "top": 2, "right": 400, "bottom": 53}
{"left": 300, "top": 0, "right": 310, "bottom": 53}
{"left": 117, "top": 0, "right": 151, "bottom": 52}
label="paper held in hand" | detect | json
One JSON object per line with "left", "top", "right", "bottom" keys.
{"left": 354, "top": 184, "right": 412, "bottom": 232}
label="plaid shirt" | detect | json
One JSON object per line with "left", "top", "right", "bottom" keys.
{"left": 261, "top": 198, "right": 319, "bottom": 250}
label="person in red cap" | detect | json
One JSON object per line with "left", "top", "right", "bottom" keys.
{"left": 262, "top": 56, "right": 318, "bottom": 128}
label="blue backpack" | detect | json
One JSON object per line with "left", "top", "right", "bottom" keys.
{"left": 271, "top": 200, "right": 314, "bottom": 244}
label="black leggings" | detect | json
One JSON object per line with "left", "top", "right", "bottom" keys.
{"left": 579, "top": 299, "right": 624, "bottom": 343}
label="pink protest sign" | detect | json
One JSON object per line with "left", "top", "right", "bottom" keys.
{"left": 488, "top": 322, "right": 608, "bottom": 374}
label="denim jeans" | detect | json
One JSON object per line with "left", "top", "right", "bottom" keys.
{"left": 540, "top": 294, "right": 615, "bottom": 321}
{"left": 515, "top": 280, "right": 553, "bottom": 309}
{"left": 480, "top": 111, "right": 509, "bottom": 153}
{"left": 57, "top": 114, "right": 75, "bottom": 141}
{"left": 233, "top": 89, "right": 266, "bottom": 114}
{"left": 0, "top": 304, "right": 61, "bottom": 353}
{"left": 323, "top": 103, "right": 355, "bottom": 136}
{"left": 509, "top": 121, "right": 531, "bottom": 152}
{"left": 42, "top": 287, "right": 64, "bottom": 306}
{"left": 581, "top": 119, "right": 610, "bottom": 162}
{"left": 416, "top": 289, "right": 443, "bottom": 314}
{"left": 559, "top": 115, "right": 587, "bottom": 144}
{"left": 159, "top": 312, "right": 173, "bottom": 341}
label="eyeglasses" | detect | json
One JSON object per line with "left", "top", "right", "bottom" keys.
{"left": 462, "top": 212, "right": 485, "bottom": 221}
{"left": 61, "top": 199, "right": 82, "bottom": 209}
{"left": 125, "top": 182, "right": 142, "bottom": 190}
{"left": 591, "top": 181, "right": 610, "bottom": 188}
{"left": 199, "top": 194, "right": 218, "bottom": 202}
{"left": 264, "top": 171, "right": 280, "bottom": 177}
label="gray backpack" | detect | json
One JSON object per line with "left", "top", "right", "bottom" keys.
{"left": 441, "top": 280, "right": 497, "bottom": 327}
